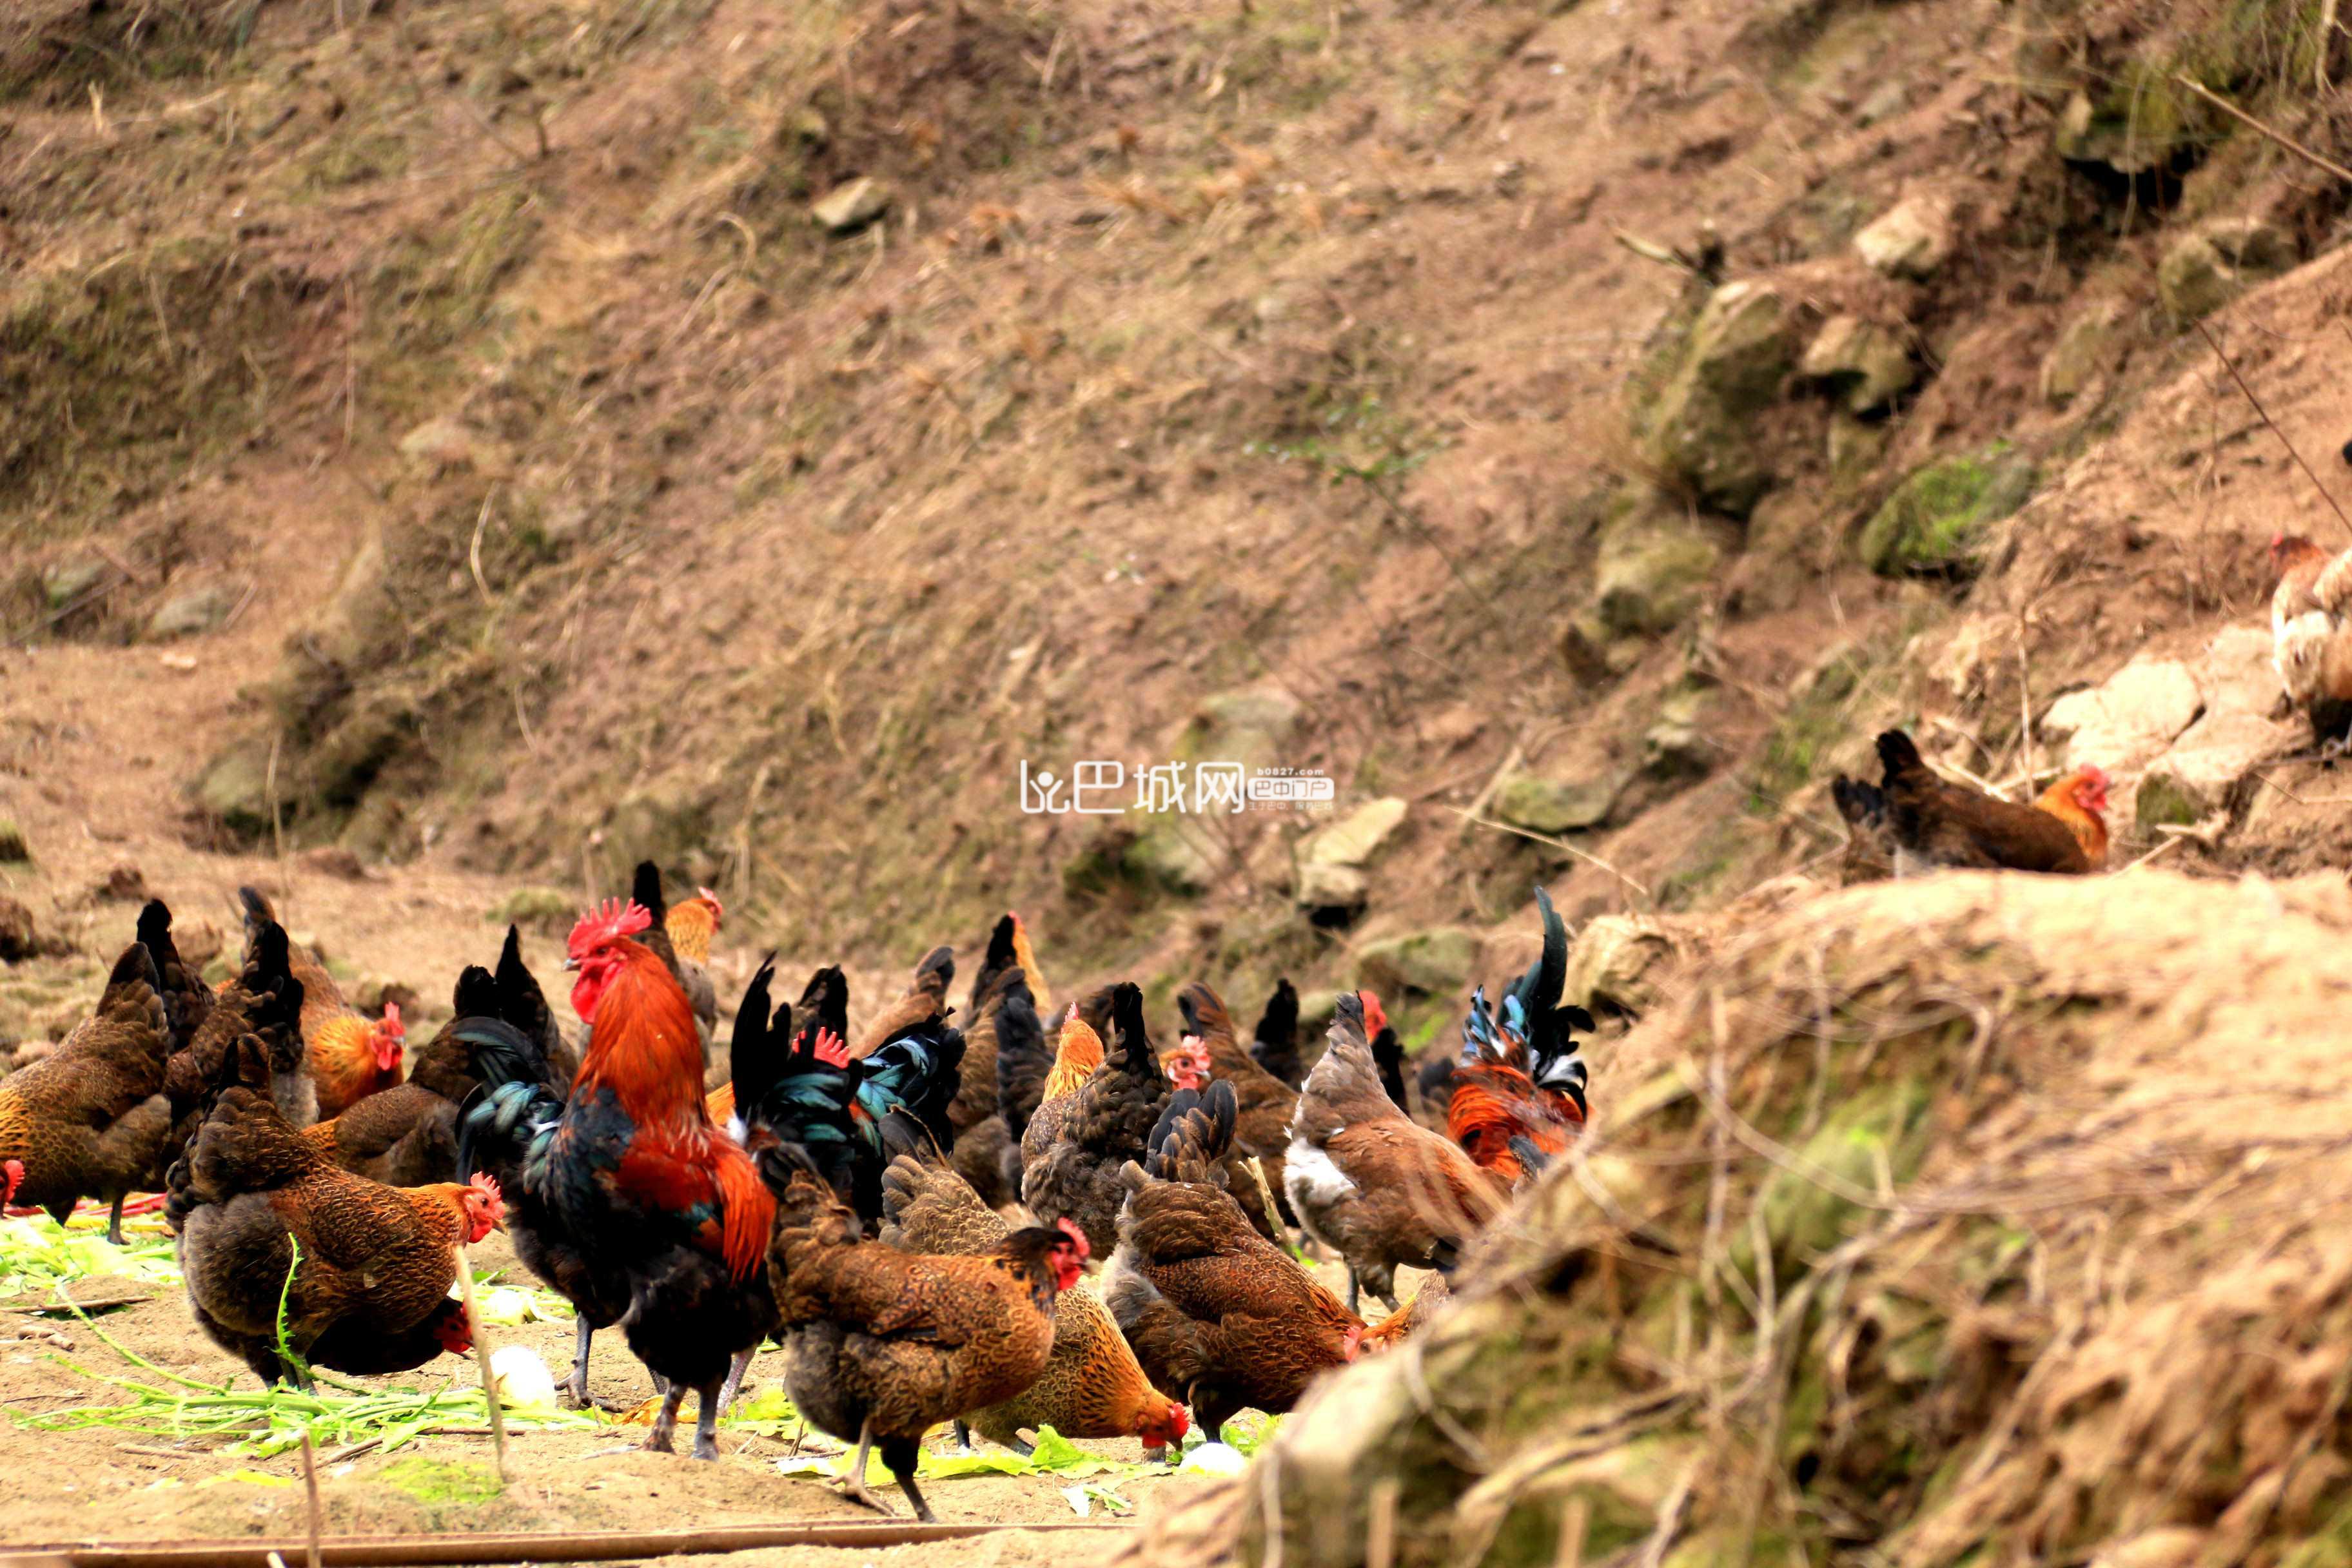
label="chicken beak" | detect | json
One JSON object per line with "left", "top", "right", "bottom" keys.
{"left": 561, "top": 956, "right": 580, "bottom": 972}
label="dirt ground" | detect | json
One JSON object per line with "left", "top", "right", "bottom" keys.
{"left": 2, "top": 1211, "right": 1360, "bottom": 1556}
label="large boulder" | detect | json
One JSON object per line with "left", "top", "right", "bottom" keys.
{"left": 1593, "top": 505, "right": 1725, "bottom": 639}
{"left": 1799, "top": 315, "right": 1916, "bottom": 414}
{"left": 2039, "top": 297, "right": 2132, "bottom": 407}
{"left": 1642, "top": 280, "right": 1801, "bottom": 517}
{"left": 146, "top": 583, "right": 239, "bottom": 641}
{"left": 189, "top": 734, "right": 277, "bottom": 839}
{"left": 1858, "top": 446, "right": 2037, "bottom": 577}
{"left": 2040, "top": 656, "right": 2203, "bottom": 787}
{"left": 2158, "top": 219, "right": 2294, "bottom": 323}
{"left": 1493, "top": 770, "right": 1623, "bottom": 835}
{"left": 1853, "top": 191, "right": 1956, "bottom": 280}
{"left": 1563, "top": 913, "right": 1678, "bottom": 1015}
{"left": 1300, "top": 798, "right": 1408, "bottom": 869}
{"left": 1356, "top": 928, "right": 1480, "bottom": 998}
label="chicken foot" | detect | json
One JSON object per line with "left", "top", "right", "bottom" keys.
{"left": 834, "top": 1418, "right": 899, "bottom": 1519}
{"left": 688, "top": 1377, "right": 725, "bottom": 1462}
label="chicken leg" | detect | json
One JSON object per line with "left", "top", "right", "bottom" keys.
{"left": 564, "top": 1320, "right": 595, "bottom": 1408}
{"left": 689, "top": 1377, "right": 725, "bottom": 1462}
{"left": 881, "top": 1434, "right": 936, "bottom": 1524}
{"left": 835, "top": 1418, "right": 897, "bottom": 1518}
{"left": 643, "top": 1379, "right": 689, "bottom": 1454}
{"left": 105, "top": 1195, "right": 128, "bottom": 1248}
{"left": 712, "top": 1346, "right": 754, "bottom": 1416}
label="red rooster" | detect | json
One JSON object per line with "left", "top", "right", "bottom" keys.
{"left": 460, "top": 899, "right": 776, "bottom": 1458}
{"left": 1447, "top": 888, "right": 1591, "bottom": 1186}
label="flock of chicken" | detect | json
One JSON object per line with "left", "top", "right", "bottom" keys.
{"left": 0, "top": 867, "right": 1591, "bottom": 1522}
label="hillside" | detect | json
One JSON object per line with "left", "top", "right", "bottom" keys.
{"left": 5, "top": 0, "right": 2351, "bottom": 1028}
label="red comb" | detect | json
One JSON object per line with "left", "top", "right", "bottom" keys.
{"left": 1357, "top": 990, "right": 1389, "bottom": 1037}
{"left": 812, "top": 1027, "right": 850, "bottom": 1068}
{"left": 567, "top": 898, "right": 652, "bottom": 960}
{"left": 696, "top": 888, "right": 725, "bottom": 923}
{"left": 379, "top": 1001, "right": 405, "bottom": 1038}
{"left": 1055, "top": 1215, "right": 1092, "bottom": 1260}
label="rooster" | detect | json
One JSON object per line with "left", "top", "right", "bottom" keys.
{"left": 762, "top": 1156, "right": 1088, "bottom": 1520}
{"left": 1104, "top": 1081, "right": 1363, "bottom": 1442}
{"left": 946, "top": 915, "right": 1051, "bottom": 1207}
{"left": 2270, "top": 533, "right": 2352, "bottom": 746}
{"left": 1284, "top": 993, "right": 1508, "bottom": 1312}
{"left": 1246, "top": 978, "right": 1306, "bottom": 1087}
{"left": 879, "top": 1149, "right": 1188, "bottom": 1456}
{"left": 168, "top": 1032, "right": 504, "bottom": 1386}
{"left": 1447, "top": 888, "right": 1592, "bottom": 1186}
{"left": 1834, "top": 730, "right": 2106, "bottom": 877}
{"left": 1023, "top": 983, "right": 1171, "bottom": 1258}
{"left": 238, "top": 887, "right": 397, "bottom": 1124}
{"left": 458, "top": 899, "right": 774, "bottom": 1456}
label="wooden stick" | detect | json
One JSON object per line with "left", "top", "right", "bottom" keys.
{"left": 299, "top": 1435, "right": 326, "bottom": 1568}
{"left": 0, "top": 1522, "right": 1130, "bottom": 1568}
{"left": 452, "top": 1244, "right": 510, "bottom": 1481}
{"left": 1444, "top": 805, "right": 1654, "bottom": 901}
{"left": 2171, "top": 74, "right": 2352, "bottom": 184}
{"left": 2190, "top": 317, "right": 2352, "bottom": 542}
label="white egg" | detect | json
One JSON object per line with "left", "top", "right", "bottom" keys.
{"left": 489, "top": 1344, "right": 559, "bottom": 1409}
{"left": 1181, "top": 1442, "right": 1248, "bottom": 1476}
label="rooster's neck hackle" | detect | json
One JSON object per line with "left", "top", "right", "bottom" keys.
{"left": 575, "top": 941, "right": 707, "bottom": 1121}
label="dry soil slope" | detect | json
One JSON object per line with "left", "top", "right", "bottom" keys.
{"left": 1119, "top": 864, "right": 2352, "bottom": 1568}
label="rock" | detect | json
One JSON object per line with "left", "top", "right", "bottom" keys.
{"left": 0, "top": 896, "right": 34, "bottom": 963}
{"left": 812, "top": 176, "right": 892, "bottom": 232}
{"left": 2134, "top": 711, "right": 2289, "bottom": 828}
{"left": 190, "top": 735, "right": 277, "bottom": 839}
{"left": 1799, "top": 315, "right": 1916, "bottom": 413}
{"left": 93, "top": 865, "right": 149, "bottom": 904}
{"left": 1594, "top": 505, "right": 1725, "bottom": 638}
{"left": 2194, "top": 623, "right": 2283, "bottom": 718}
{"left": 1561, "top": 608, "right": 1647, "bottom": 682}
{"left": 1356, "top": 928, "right": 1480, "bottom": 998}
{"left": 487, "top": 887, "right": 575, "bottom": 930}
{"left": 2054, "top": 88, "right": 2191, "bottom": 177}
{"left": 1295, "top": 860, "right": 1368, "bottom": 914}
{"left": 1826, "top": 413, "right": 1890, "bottom": 486}
{"left": 2041, "top": 658, "right": 2204, "bottom": 781}
{"left": 2158, "top": 218, "right": 2295, "bottom": 322}
{"left": 300, "top": 846, "right": 369, "bottom": 881}
{"left": 1853, "top": 81, "right": 1908, "bottom": 126}
{"left": 1493, "top": 770, "right": 1624, "bottom": 834}
{"left": 2039, "top": 297, "right": 2132, "bottom": 407}
{"left": 145, "top": 583, "right": 239, "bottom": 641}
{"left": 397, "top": 416, "right": 515, "bottom": 478}
{"left": 783, "top": 108, "right": 830, "bottom": 150}
{"left": 304, "top": 693, "right": 416, "bottom": 807}
{"left": 1295, "top": 989, "right": 1340, "bottom": 1040}
{"left": 1124, "top": 818, "right": 1215, "bottom": 897}
{"left": 1858, "top": 447, "right": 2037, "bottom": 577}
{"left": 0, "top": 819, "right": 25, "bottom": 863}
{"left": 1853, "top": 192, "right": 1955, "bottom": 280}
{"left": 41, "top": 559, "right": 106, "bottom": 611}
{"left": 1564, "top": 915, "right": 1677, "bottom": 1015}
{"left": 1642, "top": 280, "right": 1801, "bottom": 516}
{"left": 1642, "top": 688, "right": 1712, "bottom": 780}
{"left": 1186, "top": 686, "right": 1302, "bottom": 770}
{"left": 2088, "top": 1529, "right": 2210, "bottom": 1568}
{"left": 1300, "top": 798, "right": 1408, "bottom": 868}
